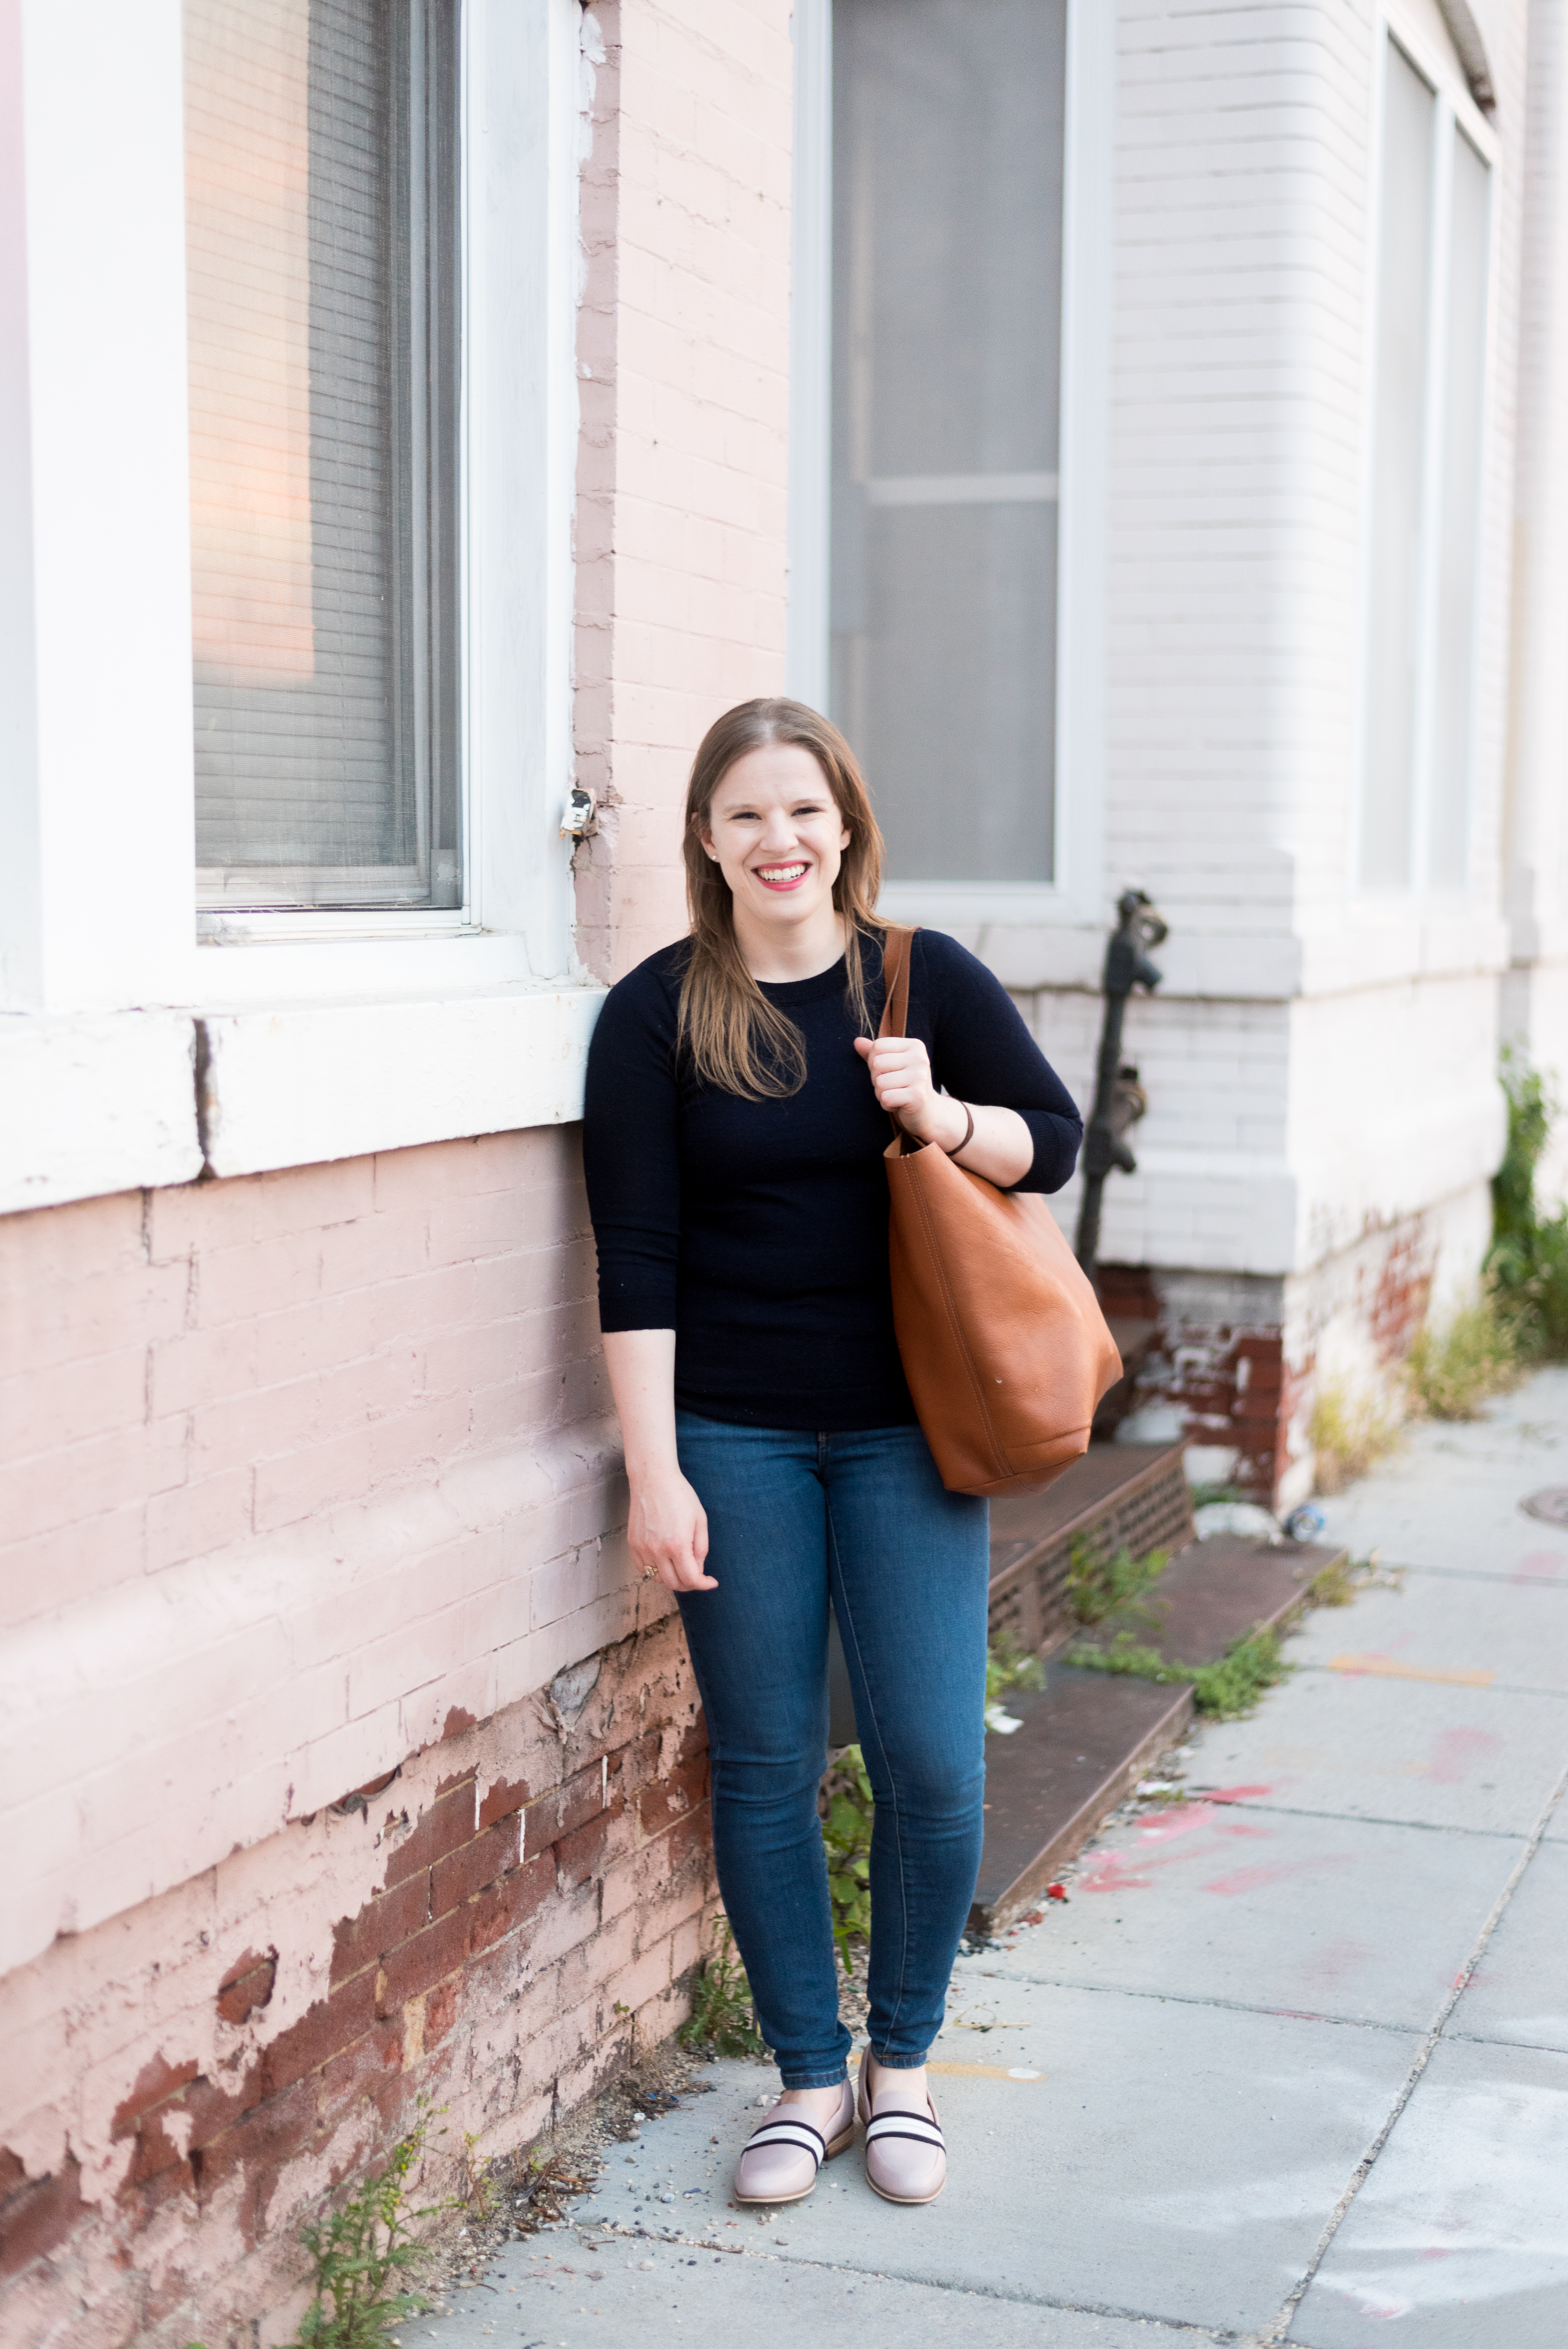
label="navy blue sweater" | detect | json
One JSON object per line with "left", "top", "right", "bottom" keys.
{"left": 581, "top": 927, "right": 1083, "bottom": 1430}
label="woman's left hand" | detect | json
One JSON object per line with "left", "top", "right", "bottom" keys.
{"left": 854, "top": 1034, "right": 969, "bottom": 1153}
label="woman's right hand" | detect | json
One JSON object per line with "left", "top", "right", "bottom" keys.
{"left": 627, "top": 1464, "right": 717, "bottom": 1593}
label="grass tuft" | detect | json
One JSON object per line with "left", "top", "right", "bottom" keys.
{"left": 985, "top": 1629, "right": 1045, "bottom": 1722}
{"left": 1406, "top": 1283, "right": 1529, "bottom": 1420}
{"left": 679, "top": 1921, "right": 766, "bottom": 2058}
{"left": 1064, "top": 1625, "right": 1290, "bottom": 1721}
{"left": 1066, "top": 1538, "right": 1171, "bottom": 1626}
{"left": 1309, "top": 1381, "right": 1403, "bottom": 1495}
{"left": 1306, "top": 1554, "right": 1358, "bottom": 1607}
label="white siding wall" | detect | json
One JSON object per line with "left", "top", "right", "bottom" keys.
{"left": 1028, "top": 1, "right": 1525, "bottom": 1317}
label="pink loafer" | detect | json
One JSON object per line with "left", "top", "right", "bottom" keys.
{"left": 732, "top": 2080, "right": 857, "bottom": 2205}
{"left": 857, "top": 2049, "right": 947, "bottom": 2205}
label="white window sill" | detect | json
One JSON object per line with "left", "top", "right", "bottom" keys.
{"left": 0, "top": 1012, "right": 204, "bottom": 1216}
{"left": 0, "top": 980, "right": 607, "bottom": 1215}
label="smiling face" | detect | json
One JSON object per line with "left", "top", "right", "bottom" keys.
{"left": 700, "top": 741, "right": 852, "bottom": 957}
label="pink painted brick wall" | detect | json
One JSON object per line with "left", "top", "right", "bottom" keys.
{"left": 0, "top": 1129, "right": 599, "bottom": 1629}
{"left": 0, "top": 1128, "right": 698, "bottom": 1978}
{"left": 0, "top": 1619, "right": 718, "bottom": 2349}
{"left": 573, "top": 0, "right": 794, "bottom": 983}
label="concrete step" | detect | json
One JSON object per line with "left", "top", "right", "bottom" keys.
{"left": 970, "top": 1531, "right": 1348, "bottom": 1936}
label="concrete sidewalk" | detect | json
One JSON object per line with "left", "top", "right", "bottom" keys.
{"left": 414, "top": 1372, "right": 1568, "bottom": 2347}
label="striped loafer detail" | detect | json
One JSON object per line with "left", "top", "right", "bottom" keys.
{"left": 858, "top": 2052, "right": 947, "bottom": 2205}
{"left": 732, "top": 2080, "right": 856, "bottom": 2206}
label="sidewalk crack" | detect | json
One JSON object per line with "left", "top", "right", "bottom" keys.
{"left": 1254, "top": 1755, "right": 1568, "bottom": 2344}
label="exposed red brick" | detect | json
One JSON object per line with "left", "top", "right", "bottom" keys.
{"left": 441, "top": 1705, "right": 478, "bottom": 1739}
{"left": 382, "top": 1782, "right": 477, "bottom": 1888}
{"left": 664, "top": 1801, "right": 714, "bottom": 1875}
{"left": 430, "top": 1817, "right": 520, "bottom": 1920}
{"left": 216, "top": 1946, "right": 277, "bottom": 2025}
{"left": 118, "top": 2108, "right": 191, "bottom": 2194}
{"left": 524, "top": 1757, "right": 606, "bottom": 1853}
{"left": 330, "top": 1873, "right": 430, "bottom": 1988}
{"left": 196, "top": 2080, "right": 318, "bottom": 2226}
{"left": 424, "top": 1977, "right": 460, "bottom": 2049}
{"left": 672, "top": 1718, "right": 707, "bottom": 1769}
{"left": 314, "top": 2015, "right": 405, "bottom": 2139}
{"left": 373, "top": 1904, "right": 470, "bottom": 2013}
{"left": 0, "top": 2154, "right": 87, "bottom": 2281}
{"left": 554, "top": 1806, "right": 617, "bottom": 1891}
{"left": 117, "top": 2148, "right": 197, "bottom": 2237}
{"left": 639, "top": 1751, "right": 709, "bottom": 1839}
{"left": 477, "top": 1772, "right": 531, "bottom": 1831}
{"left": 110, "top": 2051, "right": 201, "bottom": 2139}
{"left": 253, "top": 1970, "right": 378, "bottom": 2105}
{"left": 467, "top": 1852, "right": 555, "bottom": 1959}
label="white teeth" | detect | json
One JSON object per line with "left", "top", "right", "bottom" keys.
{"left": 757, "top": 863, "right": 807, "bottom": 882}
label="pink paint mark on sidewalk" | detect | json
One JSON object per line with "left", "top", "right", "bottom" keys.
{"left": 1136, "top": 1804, "right": 1227, "bottom": 1844}
{"left": 1424, "top": 1725, "right": 1503, "bottom": 1784}
{"left": 1514, "top": 1549, "right": 1568, "bottom": 1583}
{"left": 1074, "top": 1853, "right": 1156, "bottom": 1894}
{"left": 1202, "top": 1854, "right": 1352, "bottom": 1897}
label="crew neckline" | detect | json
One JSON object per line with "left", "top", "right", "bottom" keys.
{"left": 754, "top": 952, "right": 853, "bottom": 1005}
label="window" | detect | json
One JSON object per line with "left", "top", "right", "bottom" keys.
{"left": 829, "top": 0, "right": 1067, "bottom": 885}
{"left": 184, "top": 0, "right": 461, "bottom": 913}
{"left": 1360, "top": 33, "right": 1491, "bottom": 892}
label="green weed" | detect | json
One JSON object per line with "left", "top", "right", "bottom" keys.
{"left": 1406, "top": 1283, "right": 1529, "bottom": 1420}
{"left": 819, "top": 1744, "right": 875, "bottom": 1975}
{"left": 679, "top": 1921, "right": 766, "bottom": 2057}
{"left": 276, "top": 2099, "right": 455, "bottom": 2349}
{"left": 1488, "top": 1051, "right": 1568, "bottom": 1353}
{"left": 1306, "top": 1554, "right": 1358, "bottom": 1608}
{"left": 1065, "top": 1626, "right": 1290, "bottom": 1721}
{"left": 985, "top": 1630, "right": 1045, "bottom": 1715}
{"left": 1066, "top": 1538, "right": 1171, "bottom": 1627}
{"left": 1309, "top": 1380, "right": 1403, "bottom": 1495}
{"left": 461, "top": 2130, "right": 497, "bottom": 2228}
{"left": 1190, "top": 1628, "right": 1292, "bottom": 1718}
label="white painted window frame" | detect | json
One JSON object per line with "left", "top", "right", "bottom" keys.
{"left": 785, "top": 0, "right": 1112, "bottom": 941}
{"left": 1350, "top": 7, "right": 1499, "bottom": 908}
{"left": 0, "top": 0, "right": 597, "bottom": 1212}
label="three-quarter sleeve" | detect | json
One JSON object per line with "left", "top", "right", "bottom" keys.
{"left": 919, "top": 932, "right": 1083, "bottom": 1194}
{"left": 582, "top": 963, "right": 684, "bottom": 1331}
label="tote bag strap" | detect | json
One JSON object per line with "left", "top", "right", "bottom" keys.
{"left": 875, "top": 924, "right": 918, "bottom": 1143}
{"left": 877, "top": 923, "right": 916, "bottom": 1043}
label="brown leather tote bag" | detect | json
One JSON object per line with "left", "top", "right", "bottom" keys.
{"left": 877, "top": 925, "right": 1123, "bottom": 1498}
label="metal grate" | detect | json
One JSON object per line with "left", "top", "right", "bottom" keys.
{"left": 987, "top": 1449, "right": 1195, "bottom": 1654}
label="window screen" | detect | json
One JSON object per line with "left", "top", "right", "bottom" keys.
{"left": 830, "top": 0, "right": 1067, "bottom": 884}
{"left": 1360, "top": 40, "right": 1436, "bottom": 891}
{"left": 184, "top": 0, "right": 460, "bottom": 911}
{"left": 1428, "top": 128, "right": 1490, "bottom": 888}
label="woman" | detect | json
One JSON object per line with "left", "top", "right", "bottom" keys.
{"left": 583, "top": 700, "right": 1082, "bottom": 2206}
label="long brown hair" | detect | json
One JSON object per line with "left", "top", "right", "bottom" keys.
{"left": 677, "top": 698, "right": 886, "bottom": 1098}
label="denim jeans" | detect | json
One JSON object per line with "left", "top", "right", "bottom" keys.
{"left": 674, "top": 1411, "right": 990, "bottom": 2089}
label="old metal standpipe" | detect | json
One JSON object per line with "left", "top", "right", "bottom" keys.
{"left": 1074, "top": 889, "right": 1167, "bottom": 1283}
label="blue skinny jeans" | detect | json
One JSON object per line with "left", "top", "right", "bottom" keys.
{"left": 674, "top": 1411, "right": 989, "bottom": 2088}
